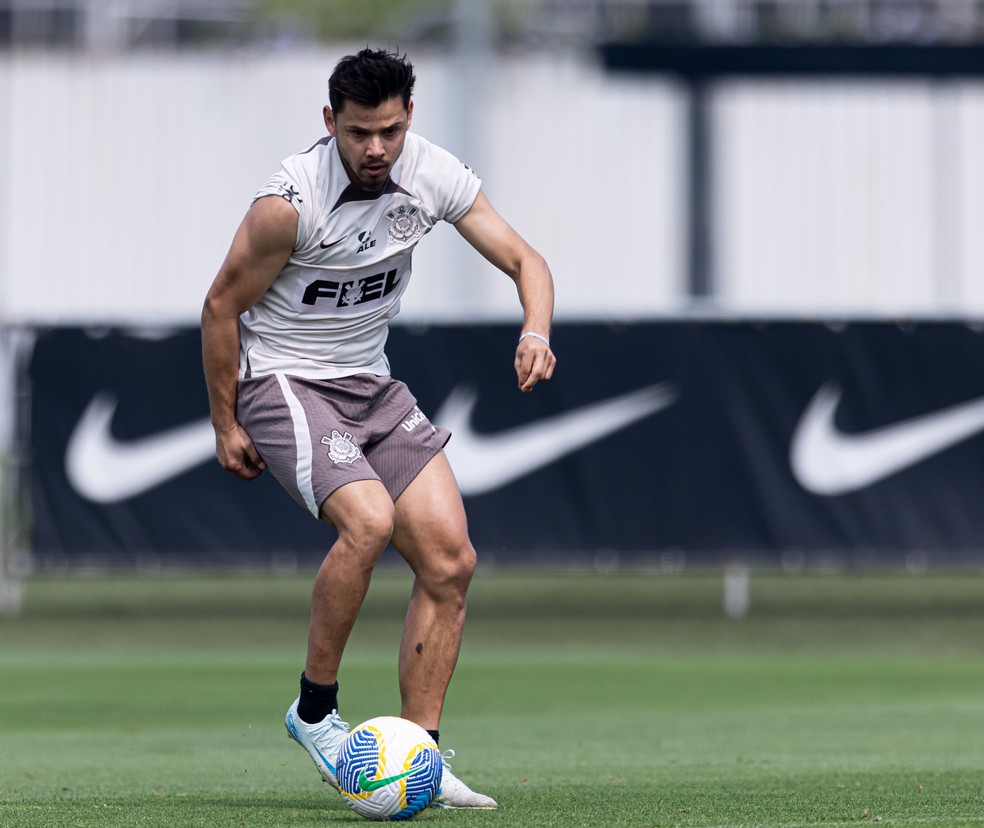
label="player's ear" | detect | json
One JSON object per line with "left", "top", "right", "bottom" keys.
{"left": 324, "top": 105, "right": 336, "bottom": 136}
{"left": 406, "top": 99, "right": 413, "bottom": 129}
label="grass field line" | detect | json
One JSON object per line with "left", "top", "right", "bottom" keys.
{"left": 701, "top": 820, "right": 984, "bottom": 828}
{"left": 5, "top": 572, "right": 984, "bottom": 827}
{"left": 701, "top": 814, "right": 984, "bottom": 828}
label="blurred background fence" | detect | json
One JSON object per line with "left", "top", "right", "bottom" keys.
{"left": 4, "top": 0, "right": 984, "bottom": 605}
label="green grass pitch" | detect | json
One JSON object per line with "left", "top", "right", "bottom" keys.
{"left": 3, "top": 568, "right": 984, "bottom": 826}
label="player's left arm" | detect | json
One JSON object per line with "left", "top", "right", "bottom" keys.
{"left": 454, "top": 190, "right": 556, "bottom": 392}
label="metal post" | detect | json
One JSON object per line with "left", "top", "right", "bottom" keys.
{"left": 0, "top": 325, "right": 27, "bottom": 617}
{"left": 447, "top": 0, "right": 494, "bottom": 311}
{"left": 687, "top": 77, "right": 713, "bottom": 299}
{"left": 723, "top": 562, "right": 750, "bottom": 619}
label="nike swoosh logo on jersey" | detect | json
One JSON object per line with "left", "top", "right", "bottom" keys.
{"left": 435, "top": 383, "right": 679, "bottom": 496}
{"left": 319, "top": 235, "right": 348, "bottom": 249}
{"left": 790, "top": 383, "right": 984, "bottom": 495}
{"left": 65, "top": 393, "right": 216, "bottom": 503}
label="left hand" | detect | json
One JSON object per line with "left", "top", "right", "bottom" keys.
{"left": 515, "top": 335, "right": 556, "bottom": 392}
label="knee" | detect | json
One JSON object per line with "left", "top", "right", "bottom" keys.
{"left": 330, "top": 502, "right": 395, "bottom": 559}
{"left": 454, "top": 542, "right": 478, "bottom": 584}
{"left": 363, "top": 508, "right": 397, "bottom": 550}
{"left": 422, "top": 540, "right": 477, "bottom": 596}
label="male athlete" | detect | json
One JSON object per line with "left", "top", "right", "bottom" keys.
{"left": 201, "top": 48, "right": 555, "bottom": 808}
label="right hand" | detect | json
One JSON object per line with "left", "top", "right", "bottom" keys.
{"left": 214, "top": 423, "right": 266, "bottom": 480}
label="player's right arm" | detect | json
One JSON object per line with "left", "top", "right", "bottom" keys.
{"left": 201, "top": 195, "right": 298, "bottom": 479}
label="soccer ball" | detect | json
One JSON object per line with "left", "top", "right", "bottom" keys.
{"left": 335, "top": 716, "right": 443, "bottom": 821}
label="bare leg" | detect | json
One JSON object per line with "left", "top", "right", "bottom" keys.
{"left": 305, "top": 479, "right": 396, "bottom": 685}
{"left": 284, "top": 479, "right": 395, "bottom": 791}
{"left": 390, "top": 452, "right": 477, "bottom": 730}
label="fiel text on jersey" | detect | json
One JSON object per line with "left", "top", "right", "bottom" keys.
{"left": 301, "top": 269, "right": 401, "bottom": 307}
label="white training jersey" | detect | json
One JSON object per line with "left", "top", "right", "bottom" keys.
{"left": 239, "top": 131, "right": 481, "bottom": 379}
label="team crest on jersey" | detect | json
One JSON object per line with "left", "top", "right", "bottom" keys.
{"left": 386, "top": 205, "right": 421, "bottom": 244}
{"left": 339, "top": 281, "right": 365, "bottom": 306}
{"left": 321, "top": 430, "right": 363, "bottom": 465}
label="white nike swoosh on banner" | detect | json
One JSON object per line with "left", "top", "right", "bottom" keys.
{"left": 66, "top": 383, "right": 678, "bottom": 503}
{"left": 790, "top": 383, "right": 984, "bottom": 495}
{"left": 436, "top": 383, "right": 679, "bottom": 496}
{"left": 66, "top": 393, "right": 216, "bottom": 503}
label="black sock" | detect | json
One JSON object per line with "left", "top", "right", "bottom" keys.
{"left": 297, "top": 672, "right": 339, "bottom": 724}
{"left": 427, "top": 729, "right": 440, "bottom": 747}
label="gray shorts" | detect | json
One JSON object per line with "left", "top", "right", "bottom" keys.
{"left": 236, "top": 373, "right": 451, "bottom": 517}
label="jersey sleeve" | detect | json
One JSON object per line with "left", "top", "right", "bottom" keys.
{"left": 251, "top": 157, "right": 316, "bottom": 248}
{"left": 412, "top": 137, "right": 482, "bottom": 224}
{"left": 252, "top": 171, "right": 303, "bottom": 213}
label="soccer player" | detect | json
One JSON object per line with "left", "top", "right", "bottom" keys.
{"left": 201, "top": 48, "right": 555, "bottom": 808}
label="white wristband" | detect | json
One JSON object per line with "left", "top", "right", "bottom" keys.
{"left": 519, "top": 331, "right": 550, "bottom": 347}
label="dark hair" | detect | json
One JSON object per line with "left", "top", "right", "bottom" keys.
{"left": 328, "top": 48, "right": 415, "bottom": 115}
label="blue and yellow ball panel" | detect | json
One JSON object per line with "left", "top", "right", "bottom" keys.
{"left": 336, "top": 718, "right": 443, "bottom": 821}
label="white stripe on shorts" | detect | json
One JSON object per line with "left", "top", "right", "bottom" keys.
{"left": 275, "top": 373, "right": 319, "bottom": 516}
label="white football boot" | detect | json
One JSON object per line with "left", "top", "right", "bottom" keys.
{"left": 431, "top": 749, "right": 498, "bottom": 809}
{"left": 284, "top": 697, "right": 350, "bottom": 791}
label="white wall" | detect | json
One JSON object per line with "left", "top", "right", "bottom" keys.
{"left": 0, "top": 48, "right": 685, "bottom": 325}
{"left": 2, "top": 49, "right": 984, "bottom": 324}
{"left": 714, "top": 79, "right": 984, "bottom": 315}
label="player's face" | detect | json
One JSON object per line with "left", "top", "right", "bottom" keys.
{"left": 324, "top": 96, "right": 413, "bottom": 192}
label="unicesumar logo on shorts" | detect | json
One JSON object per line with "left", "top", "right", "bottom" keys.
{"left": 322, "top": 430, "right": 363, "bottom": 464}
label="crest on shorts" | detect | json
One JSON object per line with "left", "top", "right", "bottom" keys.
{"left": 321, "top": 430, "right": 363, "bottom": 465}
{"left": 386, "top": 205, "right": 420, "bottom": 244}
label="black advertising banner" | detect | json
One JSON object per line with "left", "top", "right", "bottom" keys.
{"left": 25, "top": 321, "right": 984, "bottom": 567}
